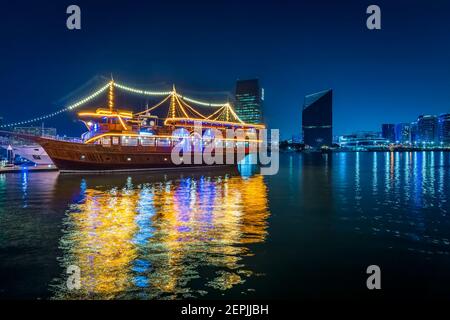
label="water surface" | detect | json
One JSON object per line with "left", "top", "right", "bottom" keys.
{"left": 0, "top": 152, "right": 449, "bottom": 299}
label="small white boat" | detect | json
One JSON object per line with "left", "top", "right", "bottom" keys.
{"left": 1, "top": 144, "right": 54, "bottom": 165}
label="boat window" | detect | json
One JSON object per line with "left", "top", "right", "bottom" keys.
{"left": 112, "top": 137, "right": 119, "bottom": 145}
{"left": 121, "top": 136, "right": 138, "bottom": 146}
{"left": 157, "top": 138, "right": 171, "bottom": 147}
{"left": 101, "top": 137, "right": 111, "bottom": 145}
{"left": 140, "top": 137, "right": 156, "bottom": 146}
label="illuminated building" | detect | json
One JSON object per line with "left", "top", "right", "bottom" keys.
{"left": 410, "top": 121, "right": 419, "bottom": 143}
{"left": 7, "top": 145, "right": 14, "bottom": 164}
{"left": 395, "top": 123, "right": 411, "bottom": 144}
{"left": 302, "top": 89, "right": 332, "bottom": 149}
{"left": 338, "top": 131, "right": 388, "bottom": 150}
{"left": 235, "top": 79, "right": 263, "bottom": 124}
{"left": 417, "top": 115, "right": 438, "bottom": 143}
{"left": 438, "top": 113, "right": 450, "bottom": 145}
{"left": 291, "top": 135, "right": 301, "bottom": 143}
{"left": 381, "top": 124, "right": 395, "bottom": 143}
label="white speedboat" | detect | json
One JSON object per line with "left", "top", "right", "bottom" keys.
{"left": 1, "top": 144, "right": 54, "bottom": 165}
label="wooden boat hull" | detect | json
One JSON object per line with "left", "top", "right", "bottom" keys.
{"left": 38, "top": 138, "right": 242, "bottom": 172}
{"left": 0, "top": 131, "right": 253, "bottom": 173}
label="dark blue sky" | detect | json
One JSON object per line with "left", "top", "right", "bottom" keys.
{"left": 1, "top": 0, "right": 449, "bottom": 138}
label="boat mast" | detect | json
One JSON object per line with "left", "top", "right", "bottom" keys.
{"left": 108, "top": 76, "right": 115, "bottom": 127}
{"left": 109, "top": 76, "right": 114, "bottom": 112}
{"left": 169, "top": 85, "right": 177, "bottom": 119}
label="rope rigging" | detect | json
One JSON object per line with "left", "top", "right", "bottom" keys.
{"left": 0, "top": 80, "right": 238, "bottom": 129}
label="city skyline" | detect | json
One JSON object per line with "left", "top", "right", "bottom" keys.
{"left": 1, "top": 75, "right": 449, "bottom": 143}
{"left": 2, "top": 0, "right": 450, "bottom": 306}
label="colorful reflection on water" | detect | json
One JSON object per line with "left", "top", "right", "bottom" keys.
{"left": 2, "top": 152, "right": 450, "bottom": 299}
{"left": 52, "top": 172, "right": 269, "bottom": 299}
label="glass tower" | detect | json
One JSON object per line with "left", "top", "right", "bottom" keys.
{"left": 417, "top": 115, "right": 438, "bottom": 143}
{"left": 438, "top": 113, "right": 450, "bottom": 145}
{"left": 302, "top": 89, "right": 332, "bottom": 149}
{"left": 410, "top": 121, "right": 418, "bottom": 143}
{"left": 235, "top": 79, "right": 263, "bottom": 124}
{"left": 381, "top": 124, "right": 396, "bottom": 143}
{"left": 395, "top": 123, "right": 411, "bottom": 143}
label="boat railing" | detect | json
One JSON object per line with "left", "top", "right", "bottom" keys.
{"left": 41, "top": 134, "right": 83, "bottom": 143}
{"left": 81, "top": 130, "right": 105, "bottom": 142}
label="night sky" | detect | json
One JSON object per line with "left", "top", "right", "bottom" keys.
{"left": 1, "top": 0, "right": 450, "bottom": 139}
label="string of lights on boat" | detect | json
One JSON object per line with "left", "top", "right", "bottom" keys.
{"left": 0, "top": 81, "right": 231, "bottom": 128}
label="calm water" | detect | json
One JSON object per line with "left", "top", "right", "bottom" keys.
{"left": 0, "top": 152, "right": 449, "bottom": 299}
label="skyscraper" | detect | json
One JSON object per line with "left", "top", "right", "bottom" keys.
{"left": 438, "top": 113, "right": 450, "bottom": 145}
{"left": 410, "top": 121, "right": 418, "bottom": 143}
{"left": 302, "top": 89, "right": 332, "bottom": 149}
{"left": 381, "top": 124, "right": 395, "bottom": 143}
{"left": 235, "top": 79, "right": 263, "bottom": 124}
{"left": 417, "top": 115, "right": 438, "bottom": 143}
{"left": 395, "top": 123, "right": 411, "bottom": 143}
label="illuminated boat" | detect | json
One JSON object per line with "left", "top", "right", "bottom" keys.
{"left": 4, "top": 84, "right": 265, "bottom": 173}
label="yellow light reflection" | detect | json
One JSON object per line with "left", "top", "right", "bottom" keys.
{"left": 54, "top": 174, "right": 269, "bottom": 299}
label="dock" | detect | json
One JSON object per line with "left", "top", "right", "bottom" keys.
{"left": 0, "top": 165, "right": 58, "bottom": 174}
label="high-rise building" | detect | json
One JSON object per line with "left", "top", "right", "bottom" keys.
{"left": 438, "top": 113, "right": 450, "bottom": 145}
{"left": 302, "top": 89, "right": 332, "bottom": 148}
{"left": 0, "top": 117, "right": 5, "bottom": 147}
{"left": 395, "top": 123, "right": 411, "bottom": 144}
{"left": 410, "top": 121, "right": 418, "bottom": 143}
{"left": 417, "top": 115, "right": 438, "bottom": 143}
{"left": 381, "top": 124, "right": 395, "bottom": 143}
{"left": 235, "top": 79, "right": 263, "bottom": 124}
